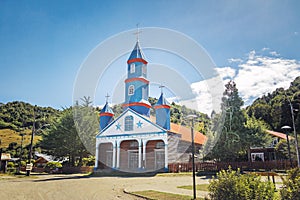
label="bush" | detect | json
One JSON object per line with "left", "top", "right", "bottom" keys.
{"left": 45, "top": 161, "right": 62, "bottom": 169}
{"left": 208, "top": 168, "right": 275, "bottom": 200}
{"left": 280, "top": 168, "right": 300, "bottom": 200}
{"left": 7, "top": 161, "right": 15, "bottom": 168}
{"left": 82, "top": 156, "right": 95, "bottom": 166}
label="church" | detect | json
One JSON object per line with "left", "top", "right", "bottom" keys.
{"left": 95, "top": 40, "right": 206, "bottom": 172}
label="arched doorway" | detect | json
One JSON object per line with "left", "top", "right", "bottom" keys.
{"left": 98, "top": 143, "right": 113, "bottom": 169}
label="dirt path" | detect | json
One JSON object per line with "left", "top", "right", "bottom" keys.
{"left": 0, "top": 174, "right": 211, "bottom": 200}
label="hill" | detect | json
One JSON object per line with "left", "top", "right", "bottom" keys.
{"left": 0, "top": 101, "right": 60, "bottom": 131}
{"left": 246, "top": 76, "right": 300, "bottom": 132}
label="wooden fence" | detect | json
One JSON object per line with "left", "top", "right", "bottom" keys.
{"left": 20, "top": 166, "right": 94, "bottom": 174}
{"left": 168, "top": 160, "right": 296, "bottom": 173}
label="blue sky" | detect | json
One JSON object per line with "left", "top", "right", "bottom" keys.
{"left": 1, "top": 0, "right": 300, "bottom": 113}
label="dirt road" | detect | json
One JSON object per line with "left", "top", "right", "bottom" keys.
{"left": 0, "top": 174, "right": 210, "bottom": 200}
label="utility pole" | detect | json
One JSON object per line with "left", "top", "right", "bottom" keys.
{"left": 26, "top": 106, "right": 36, "bottom": 176}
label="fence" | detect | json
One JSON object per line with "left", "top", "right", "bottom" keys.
{"left": 168, "top": 160, "right": 296, "bottom": 173}
{"left": 20, "top": 166, "right": 94, "bottom": 174}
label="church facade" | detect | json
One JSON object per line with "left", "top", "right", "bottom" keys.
{"left": 95, "top": 40, "right": 206, "bottom": 172}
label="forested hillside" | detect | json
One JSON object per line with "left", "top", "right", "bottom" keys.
{"left": 247, "top": 76, "right": 300, "bottom": 132}
{"left": 0, "top": 101, "right": 60, "bottom": 131}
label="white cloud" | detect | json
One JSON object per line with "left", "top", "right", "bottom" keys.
{"left": 269, "top": 51, "right": 280, "bottom": 56}
{"left": 188, "top": 50, "right": 300, "bottom": 114}
{"left": 234, "top": 51, "right": 300, "bottom": 105}
{"left": 215, "top": 67, "right": 236, "bottom": 80}
{"left": 228, "top": 58, "right": 243, "bottom": 63}
{"left": 262, "top": 47, "right": 270, "bottom": 51}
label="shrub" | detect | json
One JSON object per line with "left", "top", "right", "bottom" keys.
{"left": 45, "top": 161, "right": 62, "bottom": 169}
{"left": 82, "top": 156, "right": 95, "bottom": 166}
{"left": 208, "top": 168, "right": 275, "bottom": 200}
{"left": 280, "top": 168, "right": 300, "bottom": 200}
{"left": 7, "top": 161, "right": 15, "bottom": 168}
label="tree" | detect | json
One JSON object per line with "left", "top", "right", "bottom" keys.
{"left": 40, "top": 104, "right": 98, "bottom": 166}
{"left": 208, "top": 81, "right": 270, "bottom": 161}
{"left": 209, "top": 81, "right": 246, "bottom": 161}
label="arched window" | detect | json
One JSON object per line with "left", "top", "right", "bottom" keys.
{"left": 142, "top": 64, "right": 147, "bottom": 75}
{"left": 130, "top": 63, "right": 135, "bottom": 73}
{"left": 156, "top": 141, "right": 165, "bottom": 149}
{"left": 129, "top": 141, "right": 138, "bottom": 149}
{"left": 125, "top": 115, "right": 134, "bottom": 131}
{"left": 128, "top": 85, "right": 134, "bottom": 95}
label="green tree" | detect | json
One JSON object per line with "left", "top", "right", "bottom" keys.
{"left": 209, "top": 81, "right": 246, "bottom": 161}
{"left": 40, "top": 104, "right": 98, "bottom": 166}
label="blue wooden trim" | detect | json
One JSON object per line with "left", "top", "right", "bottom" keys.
{"left": 96, "top": 131, "right": 167, "bottom": 139}
{"left": 96, "top": 108, "right": 165, "bottom": 138}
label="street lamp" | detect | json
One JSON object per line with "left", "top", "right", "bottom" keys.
{"left": 281, "top": 126, "right": 293, "bottom": 167}
{"left": 187, "top": 114, "right": 197, "bottom": 200}
{"left": 284, "top": 91, "right": 300, "bottom": 168}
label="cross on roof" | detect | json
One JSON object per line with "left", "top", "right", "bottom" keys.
{"left": 105, "top": 93, "right": 110, "bottom": 103}
{"left": 159, "top": 84, "right": 165, "bottom": 94}
{"left": 133, "top": 23, "right": 142, "bottom": 42}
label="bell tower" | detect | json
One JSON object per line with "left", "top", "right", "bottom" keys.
{"left": 122, "top": 39, "right": 151, "bottom": 116}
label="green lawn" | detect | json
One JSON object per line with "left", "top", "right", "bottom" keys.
{"left": 178, "top": 184, "right": 209, "bottom": 191}
{"left": 131, "top": 190, "right": 204, "bottom": 200}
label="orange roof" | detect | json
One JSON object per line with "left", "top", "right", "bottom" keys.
{"left": 266, "top": 130, "right": 294, "bottom": 140}
{"left": 169, "top": 123, "right": 207, "bottom": 145}
{"left": 149, "top": 115, "right": 207, "bottom": 145}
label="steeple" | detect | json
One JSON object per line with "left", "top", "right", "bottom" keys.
{"left": 123, "top": 37, "right": 151, "bottom": 117}
{"left": 154, "top": 86, "right": 171, "bottom": 130}
{"left": 99, "top": 94, "right": 114, "bottom": 131}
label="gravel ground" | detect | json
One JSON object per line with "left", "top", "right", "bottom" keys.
{"left": 0, "top": 174, "right": 283, "bottom": 200}
{"left": 0, "top": 174, "right": 210, "bottom": 200}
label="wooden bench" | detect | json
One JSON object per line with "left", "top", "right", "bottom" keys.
{"left": 248, "top": 171, "right": 278, "bottom": 185}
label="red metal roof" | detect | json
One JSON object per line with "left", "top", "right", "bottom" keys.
{"left": 169, "top": 123, "right": 207, "bottom": 145}
{"left": 265, "top": 130, "right": 294, "bottom": 140}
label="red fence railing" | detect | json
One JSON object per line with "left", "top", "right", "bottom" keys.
{"left": 168, "top": 160, "right": 296, "bottom": 173}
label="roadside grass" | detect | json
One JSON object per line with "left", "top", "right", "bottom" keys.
{"left": 178, "top": 184, "right": 209, "bottom": 191}
{"left": 130, "top": 190, "right": 204, "bottom": 200}
{"left": 177, "top": 183, "right": 282, "bottom": 199}
{"left": 156, "top": 172, "right": 192, "bottom": 177}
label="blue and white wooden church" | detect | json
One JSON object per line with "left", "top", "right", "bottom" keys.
{"left": 95, "top": 40, "right": 206, "bottom": 172}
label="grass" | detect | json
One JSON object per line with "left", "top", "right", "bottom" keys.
{"left": 156, "top": 172, "right": 193, "bottom": 177}
{"left": 130, "top": 190, "right": 204, "bottom": 200}
{"left": 178, "top": 184, "right": 209, "bottom": 191}
{"left": 0, "top": 128, "right": 41, "bottom": 148}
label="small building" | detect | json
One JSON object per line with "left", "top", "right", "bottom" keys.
{"left": 0, "top": 153, "right": 11, "bottom": 172}
{"left": 34, "top": 152, "right": 54, "bottom": 168}
{"left": 248, "top": 130, "right": 292, "bottom": 162}
{"left": 95, "top": 40, "right": 206, "bottom": 172}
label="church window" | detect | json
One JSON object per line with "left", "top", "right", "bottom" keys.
{"left": 128, "top": 85, "right": 134, "bottom": 95}
{"left": 130, "top": 63, "right": 135, "bottom": 73}
{"left": 129, "top": 140, "right": 138, "bottom": 149}
{"left": 156, "top": 141, "right": 165, "bottom": 149}
{"left": 142, "top": 64, "right": 147, "bottom": 75}
{"left": 125, "top": 116, "right": 134, "bottom": 131}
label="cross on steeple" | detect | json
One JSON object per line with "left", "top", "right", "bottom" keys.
{"left": 159, "top": 84, "right": 165, "bottom": 94}
{"left": 105, "top": 93, "right": 110, "bottom": 103}
{"left": 134, "top": 23, "right": 142, "bottom": 42}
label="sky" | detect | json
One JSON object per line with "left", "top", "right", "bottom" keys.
{"left": 1, "top": 0, "right": 300, "bottom": 114}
